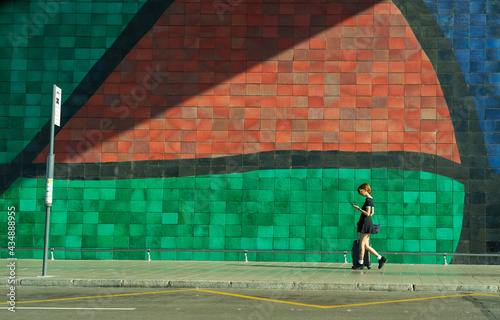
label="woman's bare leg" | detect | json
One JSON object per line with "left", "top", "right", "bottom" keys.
{"left": 364, "top": 241, "right": 380, "bottom": 257}
{"left": 361, "top": 234, "right": 388, "bottom": 269}
{"left": 359, "top": 233, "right": 370, "bottom": 260}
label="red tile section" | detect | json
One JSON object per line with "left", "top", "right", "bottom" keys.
{"left": 36, "top": 0, "right": 460, "bottom": 164}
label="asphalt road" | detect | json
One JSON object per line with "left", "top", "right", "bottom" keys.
{"left": 1, "top": 287, "right": 499, "bottom": 320}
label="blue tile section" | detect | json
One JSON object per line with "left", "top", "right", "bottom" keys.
{"left": 423, "top": 0, "right": 500, "bottom": 172}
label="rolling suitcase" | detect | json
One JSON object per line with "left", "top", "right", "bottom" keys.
{"left": 352, "top": 236, "right": 371, "bottom": 269}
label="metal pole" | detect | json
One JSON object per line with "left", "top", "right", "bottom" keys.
{"left": 42, "top": 85, "right": 58, "bottom": 276}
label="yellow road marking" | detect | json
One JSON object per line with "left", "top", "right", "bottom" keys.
{"left": 321, "top": 293, "right": 483, "bottom": 309}
{"left": 196, "top": 289, "right": 325, "bottom": 308}
{"left": 196, "top": 290, "right": 489, "bottom": 309}
{"left": 1, "top": 288, "right": 497, "bottom": 310}
{"left": 0, "top": 289, "right": 196, "bottom": 305}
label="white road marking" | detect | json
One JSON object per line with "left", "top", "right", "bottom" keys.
{"left": 1, "top": 307, "right": 135, "bottom": 311}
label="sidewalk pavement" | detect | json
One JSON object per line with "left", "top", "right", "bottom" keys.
{"left": 1, "top": 259, "right": 499, "bottom": 293}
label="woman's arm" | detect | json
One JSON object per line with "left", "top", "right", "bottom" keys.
{"left": 352, "top": 205, "right": 372, "bottom": 216}
{"left": 361, "top": 206, "right": 372, "bottom": 216}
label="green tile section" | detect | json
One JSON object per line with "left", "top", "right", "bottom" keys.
{"left": 0, "top": 0, "right": 148, "bottom": 163}
{"left": 0, "top": 169, "right": 464, "bottom": 264}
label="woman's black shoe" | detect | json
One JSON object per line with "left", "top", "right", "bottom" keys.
{"left": 378, "top": 256, "right": 387, "bottom": 269}
{"left": 352, "top": 263, "right": 364, "bottom": 270}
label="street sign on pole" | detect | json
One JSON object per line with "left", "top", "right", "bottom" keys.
{"left": 43, "top": 84, "right": 61, "bottom": 277}
{"left": 53, "top": 86, "right": 61, "bottom": 127}
{"left": 44, "top": 174, "right": 53, "bottom": 207}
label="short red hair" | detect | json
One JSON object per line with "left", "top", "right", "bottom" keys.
{"left": 358, "top": 183, "right": 371, "bottom": 195}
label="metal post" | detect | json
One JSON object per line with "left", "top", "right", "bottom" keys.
{"left": 443, "top": 254, "right": 448, "bottom": 266}
{"left": 244, "top": 251, "right": 248, "bottom": 263}
{"left": 147, "top": 249, "right": 151, "bottom": 261}
{"left": 42, "top": 85, "right": 60, "bottom": 276}
{"left": 343, "top": 252, "right": 347, "bottom": 263}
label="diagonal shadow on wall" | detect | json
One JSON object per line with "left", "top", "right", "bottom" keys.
{"left": 0, "top": 0, "right": 391, "bottom": 195}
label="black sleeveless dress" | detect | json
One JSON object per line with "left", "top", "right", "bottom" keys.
{"left": 357, "top": 197, "right": 375, "bottom": 234}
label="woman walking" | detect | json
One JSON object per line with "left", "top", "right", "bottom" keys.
{"left": 351, "top": 183, "right": 387, "bottom": 270}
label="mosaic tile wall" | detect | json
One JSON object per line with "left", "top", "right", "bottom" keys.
{"left": 2, "top": 169, "right": 464, "bottom": 264}
{"left": 1, "top": 0, "right": 149, "bottom": 163}
{"left": 0, "top": 0, "right": 499, "bottom": 264}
